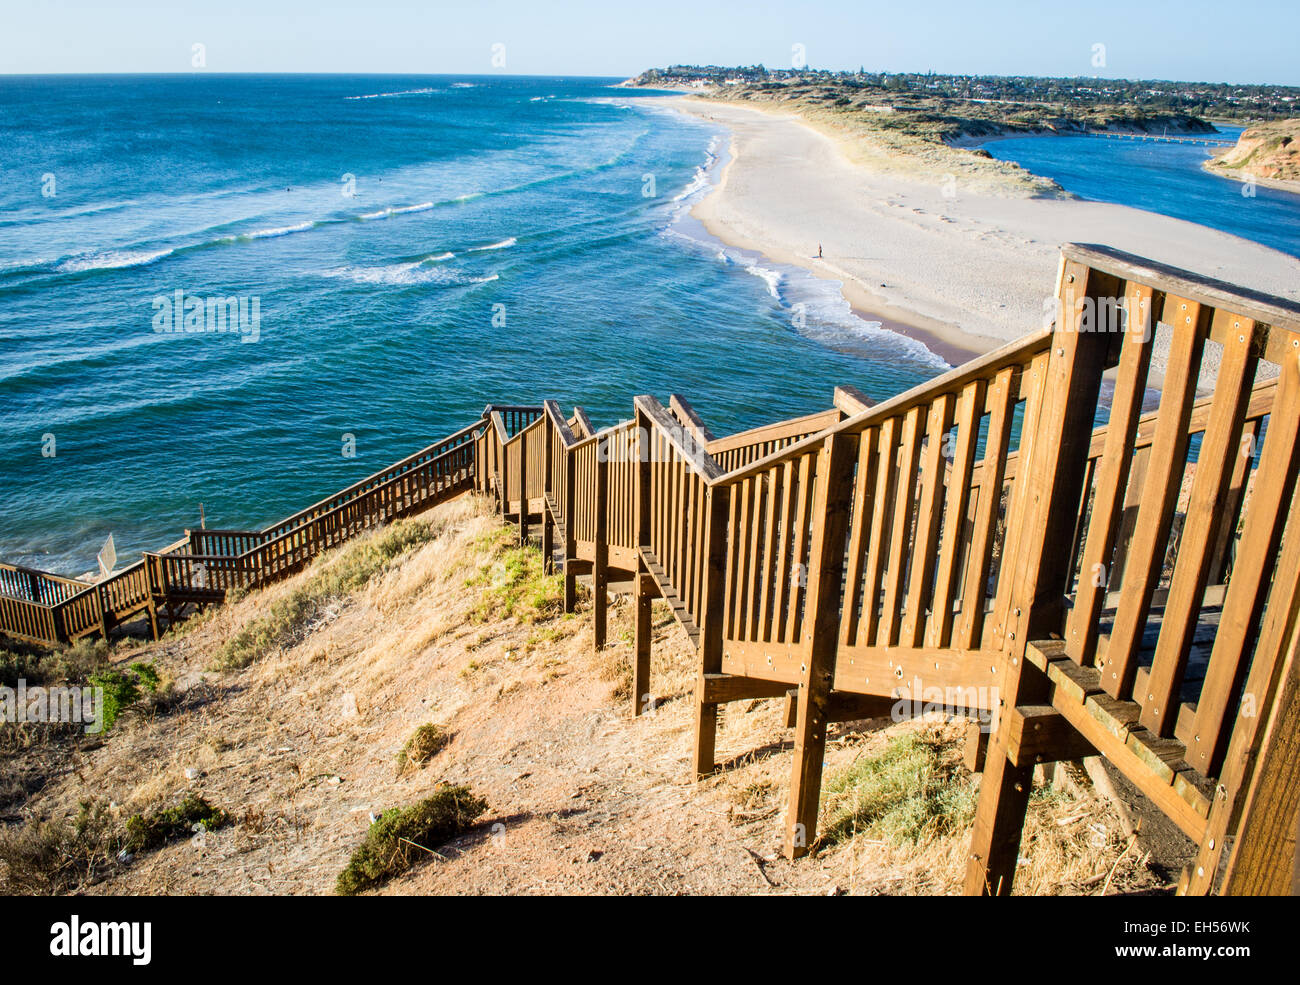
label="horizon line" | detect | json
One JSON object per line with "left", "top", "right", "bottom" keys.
{"left": 0, "top": 69, "right": 1297, "bottom": 89}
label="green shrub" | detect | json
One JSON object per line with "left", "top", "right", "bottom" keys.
{"left": 397, "top": 723, "right": 448, "bottom": 771}
{"left": 86, "top": 661, "right": 160, "bottom": 731}
{"left": 1, "top": 638, "right": 110, "bottom": 689}
{"left": 123, "top": 794, "right": 229, "bottom": 853}
{"left": 336, "top": 785, "right": 487, "bottom": 895}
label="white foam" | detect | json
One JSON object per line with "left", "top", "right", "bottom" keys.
{"left": 55, "top": 248, "right": 174, "bottom": 273}
{"left": 321, "top": 262, "right": 497, "bottom": 287}
{"left": 672, "top": 135, "right": 722, "bottom": 203}
{"left": 345, "top": 87, "right": 438, "bottom": 100}
{"left": 359, "top": 202, "right": 435, "bottom": 220}
{"left": 468, "top": 237, "right": 516, "bottom": 252}
{"left": 242, "top": 221, "right": 315, "bottom": 240}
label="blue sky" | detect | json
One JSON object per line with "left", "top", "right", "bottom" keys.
{"left": 3, "top": 0, "right": 1297, "bottom": 84}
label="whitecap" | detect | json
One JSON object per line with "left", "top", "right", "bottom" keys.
{"left": 242, "top": 221, "right": 316, "bottom": 240}
{"left": 55, "top": 248, "right": 174, "bottom": 273}
{"left": 321, "top": 262, "right": 497, "bottom": 287}
{"left": 467, "top": 237, "right": 516, "bottom": 252}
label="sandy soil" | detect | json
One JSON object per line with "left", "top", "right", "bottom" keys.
{"left": 670, "top": 98, "right": 1300, "bottom": 363}
{"left": 3, "top": 496, "right": 1178, "bottom": 896}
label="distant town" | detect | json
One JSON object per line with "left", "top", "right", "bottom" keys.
{"left": 631, "top": 65, "right": 1300, "bottom": 134}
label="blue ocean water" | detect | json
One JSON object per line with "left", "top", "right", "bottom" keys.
{"left": 0, "top": 75, "right": 945, "bottom": 574}
{"left": 983, "top": 126, "right": 1300, "bottom": 258}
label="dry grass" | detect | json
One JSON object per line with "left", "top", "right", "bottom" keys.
{"left": 0, "top": 493, "right": 1174, "bottom": 895}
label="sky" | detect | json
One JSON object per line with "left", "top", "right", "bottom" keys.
{"left": 3, "top": 0, "right": 1298, "bottom": 85}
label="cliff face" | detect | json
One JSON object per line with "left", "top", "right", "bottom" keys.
{"left": 1208, "top": 119, "right": 1300, "bottom": 188}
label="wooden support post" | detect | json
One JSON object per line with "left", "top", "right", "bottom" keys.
{"left": 964, "top": 721, "right": 990, "bottom": 773}
{"left": 542, "top": 414, "right": 554, "bottom": 572}
{"left": 693, "top": 482, "right": 731, "bottom": 778}
{"left": 562, "top": 439, "right": 578, "bottom": 614}
{"left": 517, "top": 424, "right": 529, "bottom": 546}
{"left": 496, "top": 420, "right": 508, "bottom": 518}
{"left": 784, "top": 431, "right": 858, "bottom": 859}
{"left": 592, "top": 432, "right": 609, "bottom": 652}
{"left": 633, "top": 564, "right": 653, "bottom": 716}
{"left": 97, "top": 586, "right": 110, "bottom": 642}
{"left": 632, "top": 408, "right": 653, "bottom": 716}
{"left": 1221, "top": 626, "right": 1300, "bottom": 894}
{"left": 965, "top": 259, "right": 1117, "bottom": 895}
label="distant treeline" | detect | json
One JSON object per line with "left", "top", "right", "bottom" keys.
{"left": 634, "top": 66, "right": 1300, "bottom": 122}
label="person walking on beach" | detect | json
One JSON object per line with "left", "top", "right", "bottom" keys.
{"left": 817, "top": 243, "right": 823, "bottom": 258}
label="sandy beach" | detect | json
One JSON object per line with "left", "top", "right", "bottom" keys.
{"left": 672, "top": 98, "right": 1300, "bottom": 363}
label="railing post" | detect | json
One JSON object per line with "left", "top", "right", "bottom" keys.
{"left": 693, "top": 479, "right": 731, "bottom": 777}
{"left": 563, "top": 437, "right": 578, "bottom": 614}
{"left": 964, "top": 259, "right": 1117, "bottom": 895}
{"left": 542, "top": 415, "right": 555, "bottom": 573}
{"left": 497, "top": 418, "right": 509, "bottom": 518}
{"left": 783, "top": 431, "right": 858, "bottom": 858}
{"left": 633, "top": 408, "right": 653, "bottom": 716}
{"left": 518, "top": 423, "right": 530, "bottom": 546}
{"left": 592, "top": 431, "right": 609, "bottom": 652}
{"left": 97, "top": 585, "right": 110, "bottom": 642}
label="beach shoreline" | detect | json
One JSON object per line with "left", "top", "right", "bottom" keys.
{"left": 664, "top": 96, "right": 1300, "bottom": 362}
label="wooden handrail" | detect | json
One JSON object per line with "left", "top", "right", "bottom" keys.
{"left": 716, "top": 327, "right": 1054, "bottom": 488}
{"left": 543, "top": 399, "right": 580, "bottom": 449}
{"left": 668, "top": 394, "right": 716, "bottom": 445}
{"left": 634, "top": 396, "right": 725, "bottom": 482}
{"left": 704, "top": 407, "right": 840, "bottom": 457}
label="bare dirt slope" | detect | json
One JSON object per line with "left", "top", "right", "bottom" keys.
{"left": 3, "top": 495, "right": 1176, "bottom": 895}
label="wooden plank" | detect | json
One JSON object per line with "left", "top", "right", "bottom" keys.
{"left": 1100, "top": 295, "right": 1210, "bottom": 698}
{"left": 784, "top": 431, "right": 859, "bottom": 858}
{"left": 1062, "top": 242, "right": 1300, "bottom": 363}
{"left": 958, "top": 366, "right": 1016, "bottom": 651}
{"left": 693, "top": 483, "right": 732, "bottom": 777}
{"left": 717, "top": 328, "right": 1053, "bottom": 488}
{"left": 1209, "top": 417, "right": 1258, "bottom": 585}
{"left": 592, "top": 434, "right": 610, "bottom": 652}
{"left": 773, "top": 460, "right": 797, "bottom": 645}
{"left": 880, "top": 406, "right": 924, "bottom": 646}
{"left": 840, "top": 426, "right": 880, "bottom": 648}
{"left": 1191, "top": 355, "right": 1300, "bottom": 773}
{"left": 967, "top": 258, "right": 1119, "bottom": 895}
{"left": 1186, "top": 459, "right": 1300, "bottom": 892}
{"left": 860, "top": 416, "right": 900, "bottom": 647}
{"left": 1066, "top": 282, "right": 1157, "bottom": 666}
{"left": 1221, "top": 615, "right": 1300, "bottom": 894}
{"left": 833, "top": 384, "right": 874, "bottom": 416}
{"left": 1006, "top": 705, "right": 1098, "bottom": 767}
{"left": 786, "top": 454, "right": 814, "bottom": 645}
{"left": 701, "top": 674, "right": 790, "bottom": 705}
{"left": 1140, "top": 318, "right": 1259, "bottom": 734}
{"left": 929, "top": 382, "right": 983, "bottom": 648}
{"left": 902, "top": 394, "right": 955, "bottom": 647}
{"left": 668, "top": 393, "right": 716, "bottom": 446}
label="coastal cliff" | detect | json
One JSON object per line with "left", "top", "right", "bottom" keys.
{"left": 1206, "top": 118, "right": 1300, "bottom": 192}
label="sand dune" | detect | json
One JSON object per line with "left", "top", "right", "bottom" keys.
{"left": 672, "top": 98, "right": 1300, "bottom": 363}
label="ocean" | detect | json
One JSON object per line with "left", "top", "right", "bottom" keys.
{"left": 982, "top": 125, "right": 1300, "bottom": 259}
{"left": 0, "top": 75, "right": 945, "bottom": 574}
